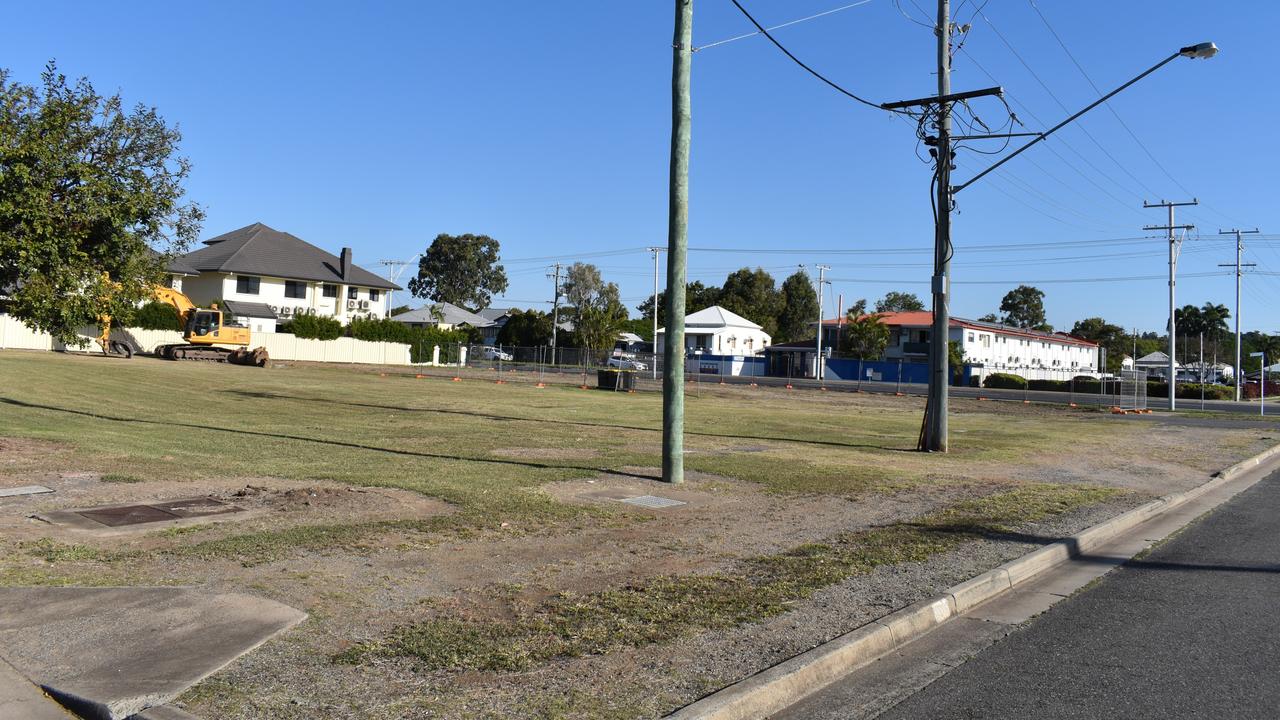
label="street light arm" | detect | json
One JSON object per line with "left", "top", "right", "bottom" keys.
{"left": 953, "top": 51, "right": 1181, "bottom": 194}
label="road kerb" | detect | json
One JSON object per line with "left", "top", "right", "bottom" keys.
{"left": 664, "top": 442, "right": 1280, "bottom": 720}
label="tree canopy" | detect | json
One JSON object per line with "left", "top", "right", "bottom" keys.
{"left": 636, "top": 281, "right": 719, "bottom": 325}
{"left": 1070, "top": 317, "right": 1127, "bottom": 371}
{"left": 718, "top": 267, "right": 783, "bottom": 337}
{"left": 496, "top": 308, "right": 553, "bottom": 347}
{"left": 875, "top": 291, "right": 925, "bottom": 313}
{"left": 407, "top": 233, "right": 508, "bottom": 310}
{"left": 775, "top": 270, "right": 818, "bottom": 343}
{"left": 999, "top": 285, "right": 1051, "bottom": 331}
{"left": 840, "top": 310, "right": 890, "bottom": 359}
{"left": 562, "top": 262, "right": 627, "bottom": 352}
{"left": 0, "top": 63, "right": 203, "bottom": 344}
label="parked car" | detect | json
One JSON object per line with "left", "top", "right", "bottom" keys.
{"left": 607, "top": 357, "right": 647, "bottom": 371}
{"left": 482, "top": 347, "right": 513, "bottom": 361}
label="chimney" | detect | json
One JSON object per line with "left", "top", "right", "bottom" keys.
{"left": 340, "top": 247, "right": 352, "bottom": 280}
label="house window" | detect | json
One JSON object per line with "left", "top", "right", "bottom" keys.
{"left": 322, "top": 284, "right": 337, "bottom": 298}
{"left": 348, "top": 287, "right": 359, "bottom": 300}
{"left": 284, "top": 281, "right": 307, "bottom": 299}
{"left": 967, "top": 332, "right": 975, "bottom": 342}
{"left": 370, "top": 289, "right": 381, "bottom": 302}
{"left": 236, "top": 275, "right": 260, "bottom": 295}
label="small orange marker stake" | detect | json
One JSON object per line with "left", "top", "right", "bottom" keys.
{"left": 452, "top": 376, "right": 462, "bottom": 382}
{"left": 535, "top": 382, "right": 546, "bottom": 388}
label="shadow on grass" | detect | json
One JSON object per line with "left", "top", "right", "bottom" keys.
{"left": 0, "top": 397, "right": 659, "bottom": 481}
{"left": 218, "top": 389, "right": 915, "bottom": 453}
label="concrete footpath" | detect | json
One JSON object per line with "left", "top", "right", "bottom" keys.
{"left": 0, "top": 587, "right": 305, "bottom": 720}
{"left": 782, "top": 465, "right": 1280, "bottom": 719}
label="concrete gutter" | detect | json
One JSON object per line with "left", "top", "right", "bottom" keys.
{"left": 665, "top": 443, "right": 1280, "bottom": 720}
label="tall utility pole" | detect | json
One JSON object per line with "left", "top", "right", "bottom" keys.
{"left": 925, "top": 0, "right": 954, "bottom": 451}
{"left": 548, "top": 263, "right": 563, "bottom": 365}
{"left": 1219, "top": 228, "right": 1259, "bottom": 402}
{"left": 663, "top": 0, "right": 692, "bottom": 485}
{"left": 814, "top": 265, "right": 830, "bottom": 380}
{"left": 1143, "top": 199, "right": 1196, "bottom": 410}
{"left": 648, "top": 247, "right": 664, "bottom": 380}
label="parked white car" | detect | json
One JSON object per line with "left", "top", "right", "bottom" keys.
{"left": 482, "top": 347, "right": 513, "bottom": 361}
{"left": 607, "top": 357, "right": 647, "bottom": 371}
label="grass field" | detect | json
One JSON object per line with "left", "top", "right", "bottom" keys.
{"left": 0, "top": 351, "right": 1272, "bottom": 719}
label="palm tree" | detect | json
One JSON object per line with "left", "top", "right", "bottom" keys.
{"left": 1174, "top": 305, "right": 1204, "bottom": 364}
{"left": 1199, "top": 302, "right": 1230, "bottom": 361}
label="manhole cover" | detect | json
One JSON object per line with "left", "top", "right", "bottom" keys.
{"left": 619, "top": 495, "right": 687, "bottom": 509}
{"left": 75, "top": 497, "right": 243, "bottom": 527}
{"left": 78, "top": 504, "right": 179, "bottom": 527}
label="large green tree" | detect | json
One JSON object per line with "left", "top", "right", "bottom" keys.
{"left": 718, "top": 267, "right": 783, "bottom": 337}
{"left": 775, "top": 270, "right": 819, "bottom": 343}
{"left": 408, "top": 233, "right": 508, "bottom": 310}
{"left": 562, "top": 262, "right": 627, "bottom": 353}
{"left": 999, "top": 285, "right": 1051, "bottom": 331}
{"left": 636, "top": 281, "right": 719, "bottom": 325}
{"left": 875, "top": 291, "right": 925, "bottom": 313}
{"left": 496, "top": 308, "right": 553, "bottom": 347}
{"left": 0, "top": 64, "right": 203, "bottom": 344}
{"left": 1071, "top": 317, "right": 1127, "bottom": 372}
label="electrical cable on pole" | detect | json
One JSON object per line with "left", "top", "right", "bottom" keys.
{"left": 1219, "top": 228, "right": 1260, "bottom": 402}
{"left": 548, "top": 263, "right": 563, "bottom": 366}
{"left": 815, "top": 265, "right": 830, "bottom": 382}
{"left": 1143, "top": 199, "right": 1197, "bottom": 410}
{"left": 649, "top": 247, "right": 664, "bottom": 380}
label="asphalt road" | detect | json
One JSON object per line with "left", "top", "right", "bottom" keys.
{"left": 867, "top": 468, "right": 1280, "bottom": 720}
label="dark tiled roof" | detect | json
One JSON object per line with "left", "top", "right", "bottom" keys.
{"left": 220, "top": 300, "right": 278, "bottom": 319}
{"left": 173, "top": 223, "right": 400, "bottom": 290}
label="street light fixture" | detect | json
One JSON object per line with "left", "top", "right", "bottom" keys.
{"left": 891, "top": 26, "right": 1219, "bottom": 451}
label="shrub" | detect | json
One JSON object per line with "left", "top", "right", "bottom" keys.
{"left": 348, "top": 316, "right": 415, "bottom": 344}
{"left": 346, "top": 317, "right": 473, "bottom": 363}
{"left": 1027, "top": 379, "right": 1069, "bottom": 392}
{"left": 280, "top": 313, "right": 343, "bottom": 340}
{"left": 983, "top": 373, "right": 1027, "bottom": 390}
{"left": 131, "top": 301, "right": 181, "bottom": 331}
{"left": 1146, "top": 382, "right": 1237, "bottom": 400}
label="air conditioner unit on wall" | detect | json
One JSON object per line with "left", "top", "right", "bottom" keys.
{"left": 347, "top": 300, "right": 357, "bottom": 310}
{"left": 359, "top": 299, "right": 370, "bottom": 309}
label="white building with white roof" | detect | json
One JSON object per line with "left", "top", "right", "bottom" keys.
{"left": 655, "top": 305, "right": 772, "bottom": 356}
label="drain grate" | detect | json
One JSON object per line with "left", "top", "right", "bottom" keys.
{"left": 619, "top": 495, "right": 687, "bottom": 509}
{"left": 75, "top": 497, "right": 243, "bottom": 527}
{"left": 78, "top": 504, "right": 179, "bottom": 527}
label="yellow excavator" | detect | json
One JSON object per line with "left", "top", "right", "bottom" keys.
{"left": 99, "top": 285, "right": 269, "bottom": 366}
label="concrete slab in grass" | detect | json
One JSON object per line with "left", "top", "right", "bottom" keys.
{"left": 0, "top": 587, "right": 305, "bottom": 720}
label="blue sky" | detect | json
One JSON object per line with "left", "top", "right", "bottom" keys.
{"left": 5, "top": 1, "right": 1278, "bottom": 334}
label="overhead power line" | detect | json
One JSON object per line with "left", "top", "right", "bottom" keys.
{"left": 826, "top": 270, "right": 1232, "bottom": 285}
{"left": 696, "top": 0, "right": 873, "bottom": 52}
{"left": 728, "top": 0, "right": 902, "bottom": 113}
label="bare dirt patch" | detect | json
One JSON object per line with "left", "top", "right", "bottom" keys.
{"left": 490, "top": 446, "right": 601, "bottom": 461}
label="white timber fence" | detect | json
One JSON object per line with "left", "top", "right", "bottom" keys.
{"left": 0, "top": 314, "right": 411, "bottom": 366}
